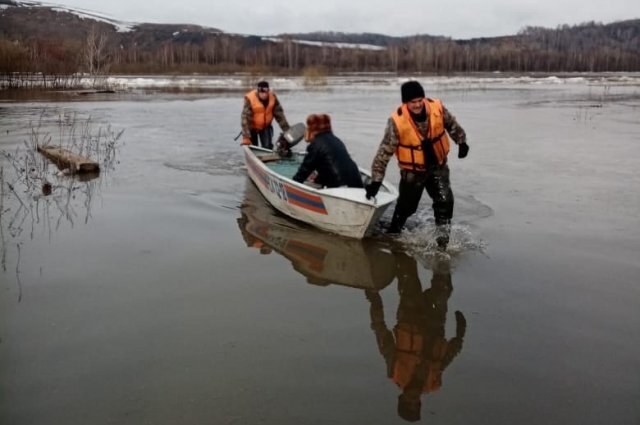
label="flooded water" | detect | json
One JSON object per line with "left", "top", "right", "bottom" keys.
{"left": 1, "top": 74, "right": 639, "bottom": 425}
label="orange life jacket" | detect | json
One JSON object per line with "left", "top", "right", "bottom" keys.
{"left": 245, "top": 90, "right": 276, "bottom": 131}
{"left": 391, "top": 98, "right": 450, "bottom": 171}
{"left": 392, "top": 322, "right": 448, "bottom": 393}
{"left": 393, "top": 323, "right": 423, "bottom": 389}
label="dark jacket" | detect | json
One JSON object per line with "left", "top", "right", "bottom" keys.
{"left": 292, "top": 131, "right": 364, "bottom": 188}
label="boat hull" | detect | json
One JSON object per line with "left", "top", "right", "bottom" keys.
{"left": 243, "top": 146, "right": 397, "bottom": 239}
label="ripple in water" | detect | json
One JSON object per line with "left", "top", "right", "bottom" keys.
{"left": 368, "top": 195, "right": 491, "bottom": 261}
{"left": 164, "top": 151, "right": 246, "bottom": 176}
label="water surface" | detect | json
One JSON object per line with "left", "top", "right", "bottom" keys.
{"left": 1, "top": 75, "right": 639, "bottom": 425}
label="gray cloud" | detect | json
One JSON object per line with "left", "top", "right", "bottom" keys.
{"left": 45, "top": 0, "right": 640, "bottom": 38}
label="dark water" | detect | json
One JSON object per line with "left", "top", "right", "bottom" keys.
{"left": 1, "top": 76, "right": 639, "bottom": 425}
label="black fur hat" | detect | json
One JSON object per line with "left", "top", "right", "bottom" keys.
{"left": 401, "top": 81, "right": 425, "bottom": 103}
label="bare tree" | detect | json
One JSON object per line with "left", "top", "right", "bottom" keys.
{"left": 84, "top": 25, "right": 109, "bottom": 75}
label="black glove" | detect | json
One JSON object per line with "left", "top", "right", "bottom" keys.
{"left": 458, "top": 142, "right": 469, "bottom": 159}
{"left": 365, "top": 181, "right": 382, "bottom": 200}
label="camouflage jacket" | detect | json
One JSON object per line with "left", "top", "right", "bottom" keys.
{"left": 370, "top": 104, "right": 466, "bottom": 182}
{"left": 241, "top": 94, "right": 290, "bottom": 138}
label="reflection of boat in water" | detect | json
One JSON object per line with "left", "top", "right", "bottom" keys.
{"left": 238, "top": 181, "right": 396, "bottom": 290}
{"left": 243, "top": 144, "right": 397, "bottom": 239}
{"left": 239, "top": 181, "right": 467, "bottom": 422}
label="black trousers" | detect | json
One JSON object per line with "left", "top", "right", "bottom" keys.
{"left": 250, "top": 125, "right": 274, "bottom": 150}
{"left": 390, "top": 165, "right": 454, "bottom": 230}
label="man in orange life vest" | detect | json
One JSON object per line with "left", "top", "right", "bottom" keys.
{"left": 241, "top": 81, "right": 290, "bottom": 149}
{"left": 365, "top": 252, "right": 466, "bottom": 422}
{"left": 365, "top": 81, "right": 469, "bottom": 248}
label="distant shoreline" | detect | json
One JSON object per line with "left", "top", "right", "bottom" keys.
{"left": 3, "top": 70, "right": 640, "bottom": 85}
{"left": 2, "top": 72, "right": 640, "bottom": 99}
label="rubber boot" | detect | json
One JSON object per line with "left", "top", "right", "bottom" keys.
{"left": 436, "top": 234, "right": 449, "bottom": 249}
{"left": 387, "top": 212, "right": 407, "bottom": 234}
{"left": 435, "top": 224, "right": 450, "bottom": 250}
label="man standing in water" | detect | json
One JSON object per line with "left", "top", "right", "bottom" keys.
{"left": 364, "top": 81, "right": 469, "bottom": 249}
{"left": 241, "top": 80, "right": 290, "bottom": 149}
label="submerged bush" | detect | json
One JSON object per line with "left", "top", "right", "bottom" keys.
{"left": 302, "top": 66, "right": 328, "bottom": 87}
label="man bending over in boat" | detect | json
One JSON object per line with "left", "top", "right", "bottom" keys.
{"left": 292, "top": 114, "right": 364, "bottom": 189}
{"left": 241, "top": 80, "right": 290, "bottom": 149}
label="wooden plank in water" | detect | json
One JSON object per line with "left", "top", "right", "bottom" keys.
{"left": 37, "top": 146, "right": 100, "bottom": 173}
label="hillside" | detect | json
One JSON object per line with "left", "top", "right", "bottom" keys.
{"left": 1, "top": 0, "right": 639, "bottom": 77}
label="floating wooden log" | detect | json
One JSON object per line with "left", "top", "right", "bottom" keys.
{"left": 78, "top": 90, "right": 116, "bottom": 95}
{"left": 37, "top": 146, "right": 100, "bottom": 173}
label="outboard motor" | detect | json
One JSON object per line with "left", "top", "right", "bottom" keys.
{"left": 276, "top": 122, "right": 306, "bottom": 157}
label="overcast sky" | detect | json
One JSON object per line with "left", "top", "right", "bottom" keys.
{"left": 43, "top": 0, "right": 640, "bottom": 39}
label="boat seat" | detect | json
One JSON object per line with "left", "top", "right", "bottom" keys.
{"left": 259, "top": 153, "right": 281, "bottom": 163}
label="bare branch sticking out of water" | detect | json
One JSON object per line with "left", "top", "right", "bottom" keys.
{"left": 0, "top": 111, "right": 124, "bottom": 280}
{"left": 16, "top": 243, "right": 22, "bottom": 303}
{"left": 1, "top": 166, "right": 6, "bottom": 272}
{"left": 7, "top": 182, "right": 27, "bottom": 210}
{"left": 2, "top": 111, "right": 122, "bottom": 198}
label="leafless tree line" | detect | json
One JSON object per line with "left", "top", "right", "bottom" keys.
{"left": 1, "top": 20, "right": 638, "bottom": 84}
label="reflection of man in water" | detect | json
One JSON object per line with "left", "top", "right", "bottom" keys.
{"left": 365, "top": 252, "right": 466, "bottom": 422}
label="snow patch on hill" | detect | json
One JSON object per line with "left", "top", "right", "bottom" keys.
{"left": 13, "top": 0, "right": 135, "bottom": 32}
{"left": 263, "top": 37, "right": 385, "bottom": 51}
